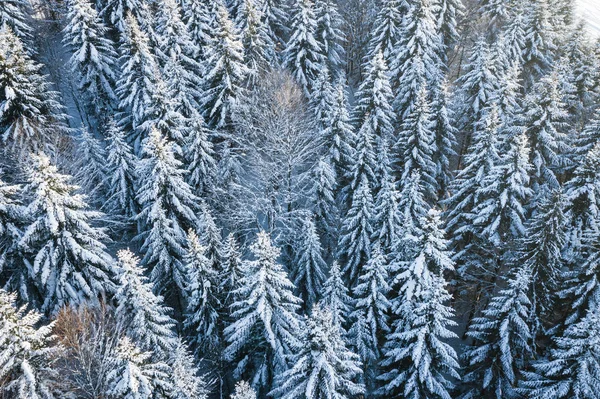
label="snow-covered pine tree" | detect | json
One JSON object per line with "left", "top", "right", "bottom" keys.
{"left": 169, "top": 339, "right": 209, "bottom": 399}
{"left": 185, "top": 115, "right": 216, "bottom": 196}
{"left": 0, "top": 177, "right": 22, "bottom": 278}
{"left": 223, "top": 231, "right": 302, "bottom": 394}
{"left": 436, "top": 0, "right": 463, "bottom": 54}
{"left": 292, "top": 216, "right": 327, "bottom": 307}
{"left": 432, "top": 81, "right": 458, "bottom": 199}
{"left": 390, "top": 0, "right": 444, "bottom": 119}
{"left": 338, "top": 178, "right": 375, "bottom": 288}
{"left": 522, "top": 71, "right": 569, "bottom": 191}
{"left": 0, "top": 0, "right": 32, "bottom": 41}
{"left": 321, "top": 261, "right": 351, "bottom": 329}
{"left": 348, "top": 246, "right": 390, "bottom": 389}
{"left": 513, "top": 189, "right": 567, "bottom": 339}
{"left": 181, "top": 0, "right": 213, "bottom": 56}
{"left": 522, "top": 0, "right": 556, "bottom": 86}
{"left": 471, "top": 132, "right": 533, "bottom": 247}
{"left": 499, "top": 4, "right": 527, "bottom": 67}
{"left": 220, "top": 232, "right": 243, "bottom": 306}
{"left": 63, "top": 0, "right": 118, "bottom": 117}
{"left": 104, "top": 119, "right": 139, "bottom": 218}
{"left": 74, "top": 126, "right": 109, "bottom": 200}
{"left": 366, "top": 0, "right": 405, "bottom": 64}
{"left": 309, "top": 68, "right": 335, "bottom": 130}
{"left": 0, "top": 290, "right": 61, "bottom": 398}
{"left": 184, "top": 230, "right": 221, "bottom": 353}
{"left": 236, "top": 0, "right": 276, "bottom": 83}
{"left": 354, "top": 51, "right": 395, "bottom": 143}
{"left": 270, "top": 304, "right": 365, "bottom": 399}
{"left": 114, "top": 249, "right": 177, "bottom": 355}
{"left": 372, "top": 141, "right": 402, "bottom": 254}
{"left": 0, "top": 27, "right": 68, "bottom": 155}
{"left": 522, "top": 307, "right": 600, "bottom": 399}
{"left": 231, "top": 380, "right": 256, "bottom": 399}
{"left": 202, "top": 4, "right": 248, "bottom": 128}
{"left": 314, "top": 0, "right": 345, "bottom": 79}
{"left": 455, "top": 40, "right": 500, "bottom": 156}
{"left": 561, "top": 226, "right": 600, "bottom": 327}
{"left": 444, "top": 106, "right": 501, "bottom": 281}
{"left": 198, "top": 202, "right": 223, "bottom": 273}
{"left": 344, "top": 109, "right": 377, "bottom": 196}
{"left": 259, "top": 0, "right": 288, "bottom": 46}
{"left": 460, "top": 266, "right": 534, "bottom": 399}
{"left": 136, "top": 77, "right": 187, "bottom": 151}
{"left": 282, "top": 0, "right": 325, "bottom": 97}
{"left": 103, "top": 0, "right": 150, "bottom": 34}
{"left": 136, "top": 128, "right": 201, "bottom": 299}
{"left": 153, "top": 0, "right": 203, "bottom": 119}
{"left": 309, "top": 156, "right": 337, "bottom": 251}
{"left": 19, "top": 153, "right": 115, "bottom": 314}
{"left": 324, "top": 80, "right": 355, "bottom": 188}
{"left": 106, "top": 336, "right": 172, "bottom": 399}
{"left": 397, "top": 170, "right": 429, "bottom": 245}
{"left": 396, "top": 85, "right": 438, "bottom": 204}
{"left": 379, "top": 210, "right": 460, "bottom": 399}
{"left": 116, "top": 13, "right": 160, "bottom": 152}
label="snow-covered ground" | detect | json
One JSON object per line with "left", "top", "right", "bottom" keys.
{"left": 577, "top": 0, "right": 600, "bottom": 37}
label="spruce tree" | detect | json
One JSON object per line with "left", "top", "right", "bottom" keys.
{"left": 0, "top": 290, "right": 61, "bottom": 399}
{"left": 314, "top": 0, "right": 345, "bottom": 78}
{"left": 270, "top": 305, "right": 365, "bottom": 399}
{"left": 0, "top": 27, "right": 68, "bottom": 155}
{"left": 522, "top": 308, "right": 600, "bottom": 399}
{"left": 309, "top": 157, "right": 337, "bottom": 246}
{"left": 202, "top": 4, "right": 248, "bottom": 128}
{"left": 104, "top": 119, "right": 139, "bottom": 218}
{"left": 237, "top": 0, "right": 275, "bottom": 83}
{"left": 184, "top": 230, "right": 222, "bottom": 353}
{"left": 366, "top": 0, "right": 405, "bottom": 63}
{"left": 220, "top": 232, "right": 243, "bottom": 304}
{"left": 321, "top": 261, "right": 351, "bottom": 328}
{"left": 324, "top": 81, "right": 355, "bottom": 186}
{"left": 223, "top": 232, "right": 302, "bottom": 394}
{"left": 19, "top": 153, "right": 115, "bottom": 314}
{"left": 396, "top": 86, "right": 438, "bottom": 204}
{"left": 348, "top": 246, "right": 391, "bottom": 388}
{"left": 292, "top": 216, "right": 327, "bottom": 307}
{"left": 136, "top": 129, "right": 200, "bottom": 299}
{"left": 380, "top": 210, "right": 460, "bottom": 399}
{"left": 74, "top": 127, "right": 109, "bottom": 199}
{"left": 460, "top": 266, "right": 534, "bottom": 399}
{"left": 185, "top": 116, "right": 217, "bottom": 196}
{"left": 63, "top": 0, "right": 118, "bottom": 117}
{"left": 106, "top": 336, "right": 172, "bottom": 399}
{"left": 431, "top": 81, "right": 458, "bottom": 199}
{"left": 372, "top": 143, "right": 402, "bottom": 254}
{"left": 391, "top": 0, "right": 443, "bottom": 119}
{"left": 471, "top": 132, "right": 533, "bottom": 246}
{"left": 169, "top": 339, "right": 209, "bottom": 399}
{"left": 338, "top": 178, "right": 375, "bottom": 288}
{"left": 182, "top": 0, "right": 213, "bottom": 55}
{"left": 282, "top": 0, "right": 325, "bottom": 97}
{"left": 103, "top": 0, "right": 150, "bottom": 34}
{"left": 354, "top": 51, "right": 395, "bottom": 143}
{"left": 153, "top": 0, "right": 203, "bottom": 118}
{"left": 0, "top": 177, "right": 21, "bottom": 279}
{"left": 309, "top": 68, "right": 335, "bottom": 130}
{"left": 398, "top": 170, "right": 429, "bottom": 242}
{"left": 514, "top": 189, "right": 567, "bottom": 339}
{"left": 0, "top": 0, "right": 32, "bottom": 40}
{"left": 114, "top": 249, "right": 177, "bottom": 355}
{"left": 116, "top": 14, "right": 160, "bottom": 151}
{"left": 456, "top": 40, "right": 500, "bottom": 153}
{"left": 522, "top": 0, "right": 556, "bottom": 85}
{"left": 437, "top": 0, "right": 463, "bottom": 53}
{"left": 522, "top": 71, "right": 569, "bottom": 190}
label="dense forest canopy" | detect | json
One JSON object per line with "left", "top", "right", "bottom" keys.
{"left": 1, "top": 0, "right": 600, "bottom": 398}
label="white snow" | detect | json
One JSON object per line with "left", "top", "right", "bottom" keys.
{"left": 577, "top": 0, "right": 600, "bottom": 37}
